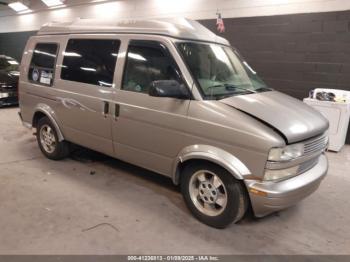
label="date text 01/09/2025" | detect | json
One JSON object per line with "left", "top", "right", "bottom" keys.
{"left": 127, "top": 256, "right": 220, "bottom": 261}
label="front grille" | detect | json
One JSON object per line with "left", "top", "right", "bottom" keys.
{"left": 303, "top": 133, "right": 328, "bottom": 156}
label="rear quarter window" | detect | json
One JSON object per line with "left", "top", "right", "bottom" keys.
{"left": 61, "top": 39, "right": 120, "bottom": 87}
{"left": 28, "top": 43, "right": 58, "bottom": 86}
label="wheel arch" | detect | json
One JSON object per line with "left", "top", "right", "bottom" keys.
{"left": 172, "top": 145, "right": 251, "bottom": 185}
{"left": 32, "top": 104, "right": 64, "bottom": 142}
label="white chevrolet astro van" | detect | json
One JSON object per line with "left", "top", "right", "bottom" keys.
{"left": 18, "top": 18, "right": 329, "bottom": 228}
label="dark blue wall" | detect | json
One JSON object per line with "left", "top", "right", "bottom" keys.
{"left": 0, "top": 30, "right": 36, "bottom": 61}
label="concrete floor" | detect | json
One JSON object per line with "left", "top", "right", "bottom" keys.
{"left": 0, "top": 107, "right": 349, "bottom": 255}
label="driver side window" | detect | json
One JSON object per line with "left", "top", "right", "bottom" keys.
{"left": 122, "top": 40, "right": 183, "bottom": 94}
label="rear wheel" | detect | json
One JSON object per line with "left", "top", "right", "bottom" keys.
{"left": 181, "top": 162, "right": 248, "bottom": 228}
{"left": 36, "top": 117, "right": 70, "bottom": 160}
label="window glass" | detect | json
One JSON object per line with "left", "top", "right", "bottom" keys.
{"left": 177, "top": 42, "right": 272, "bottom": 100}
{"left": 122, "top": 40, "right": 183, "bottom": 93}
{"left": 61, "top": 39, "right": 120, "bottom": 87}
{"left": 28, "top": 43, "right": 58, "bottom": 86}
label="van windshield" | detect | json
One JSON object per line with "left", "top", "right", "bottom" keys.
{"left": 177, "top": 42, "right": 272, "bottom": 100}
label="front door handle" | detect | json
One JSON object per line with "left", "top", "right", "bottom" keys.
{"left": 114, "top": 103, "right": 120, "bottom": 120}
{"left": 103, "top": 101, "right": 109, "bottom": 118}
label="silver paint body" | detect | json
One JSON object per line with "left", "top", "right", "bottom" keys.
{"left": 19, "top": 18, "right": 329, "bottom": 217}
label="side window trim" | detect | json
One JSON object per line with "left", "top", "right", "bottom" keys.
{"left": 28, "top": 42, "right": 59, "bottom": 87}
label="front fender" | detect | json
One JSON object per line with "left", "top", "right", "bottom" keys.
{"left": 33, "top": 103, "right": 64, "bottom": 142}
{"left": 172, "top": 145, "right": 251, "bottom": 184}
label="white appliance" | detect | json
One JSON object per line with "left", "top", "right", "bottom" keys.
{"left": 304, "top": 89, "right": 350, "bottom": 152}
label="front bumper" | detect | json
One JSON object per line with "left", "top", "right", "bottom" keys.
{"left": 245, "top": 154, "right": 328, "bottom": 217}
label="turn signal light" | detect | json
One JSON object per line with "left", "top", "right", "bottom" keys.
{"left": 249, "top": 188, "right": 268, "bottom": 197}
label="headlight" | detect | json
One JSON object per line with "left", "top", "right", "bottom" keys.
{"left": 264, "top": 165, "right": 299, "bottom": 181}
{"left": 268, "top": 143, "right": 304, "bottom": 162}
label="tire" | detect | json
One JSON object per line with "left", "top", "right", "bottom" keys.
{"left": 181, "top": 162, "right": 248, "bottom": 228}
{"left": 36, "top": 117, "right": 70, "bottom": 160}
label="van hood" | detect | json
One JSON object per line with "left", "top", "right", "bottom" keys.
{"left": 220, "top": 91, "right": 329, "bottom": 144}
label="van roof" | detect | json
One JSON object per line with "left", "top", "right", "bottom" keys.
{"left": 37, "top": 17, "right": 230, "bottom": 45}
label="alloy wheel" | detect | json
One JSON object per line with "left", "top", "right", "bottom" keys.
{"left": 39, "top": 124, "right": 56, "bottom": 154}
{"left": 189, "top": 170, "right": 228, "bottom": 216}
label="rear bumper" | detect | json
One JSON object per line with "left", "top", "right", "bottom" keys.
{"left": 245, "top": 154, "right": 328, "bottom": 217}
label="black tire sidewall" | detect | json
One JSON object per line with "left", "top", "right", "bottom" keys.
{"left": 181, "top": 162, "right": 246, "bottom": 228}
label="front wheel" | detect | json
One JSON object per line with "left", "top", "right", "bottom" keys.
{"left": 181, "top": 162, "right": 248, "bottom": 228}
{"left": 36, "top": 117, "right": 70, "bottom": 160}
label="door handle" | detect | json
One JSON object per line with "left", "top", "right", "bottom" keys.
{"left": 103, "top": 101, "right": 109, "bottom": 118}
{"left": 114, "top": 103, "right": 120, "bottom": 120}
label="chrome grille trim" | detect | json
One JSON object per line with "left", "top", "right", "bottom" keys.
{"left": 304, "top": 133, "right": 328, "bottom": 156}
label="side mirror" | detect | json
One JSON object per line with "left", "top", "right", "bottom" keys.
{"left": 149, "top": 80, "right": 190, "bottom": 99}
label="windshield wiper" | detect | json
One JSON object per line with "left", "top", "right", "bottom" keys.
{"left": 254, "top": 86, "right": 273, "bottom": 92}
{"left": 207, "top": 83, "right": 256, "bottom": 93}
{"left": 224, "top": 84, "right": 255, "bottom": 93}
{"left": 225, "top": 84, "right": 273, "bottom": 94}
{"left": 205, "top": 84, "right": 256, "bottom": 100}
